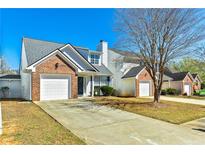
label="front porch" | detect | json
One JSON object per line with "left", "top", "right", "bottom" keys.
{"left": 77, "top": 72, "right": 111, "bottom": 97}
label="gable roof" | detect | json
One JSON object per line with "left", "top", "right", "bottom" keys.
{"left": 164, "top": 67, "right": 189, "bottom": 81}
{"left": 192, "top": 74, "right": 197, "bottom": 79}
{"left": 60, "top": 45, "right": 97, "bottom": 72}
{"left": 172, "top": 72, "right": 189, "bottom": 81}
{"left": 192, "top": 73, "right": 203, "bottom": 82}
{"left": 122, "top": 65, "right": 145, "bottom": 79}
{"left": 23, "top": 38, "right": 98, "bottom": 72}
{"left": 166, "top": 72, "right": 190, "bottom": 81}
{"left": 0, "top": 74, "right": 21, "bottom": 79}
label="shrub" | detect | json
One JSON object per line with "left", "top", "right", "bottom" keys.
{"left": 201, "top": 82, "right": 205, "bottom": 89}
{"left": 100, "top": 86, "right": 114, "bottom": 96}
{"left": 199, "top": 89, "right": 205, "bottom": 96}
{"left": 1, "top": 86, "right": 9, "bottom": 98}
{"left": 194, "top": 90, "right": 200, "bottom": 95}
{"left": 166, "top": 88, "right": 179, "bottom": 95}
{"left": 111, "top": 89, "right": 118, "bottom": 96}
{"left": 161, "top": 89, "right": 167, "bottom": 95}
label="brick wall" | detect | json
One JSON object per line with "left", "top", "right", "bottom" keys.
{"left": 182, "top": 74, "right": 193, "bottom": 95}
{"left": 135, "top": 69, "right": 153, "bottom": 97}
{"left": 32, "top": 54, "right": 78, "bottom": 101}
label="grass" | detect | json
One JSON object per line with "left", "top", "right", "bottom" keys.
{"left": 0, "top": 100, "right": 85, "bottom": 145}
{"left": 91, "top": 96, "right": 205, "bottom": 124}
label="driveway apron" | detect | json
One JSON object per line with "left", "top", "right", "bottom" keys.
{"left": 35, "top": 100, "right": 205, "bottom": 144}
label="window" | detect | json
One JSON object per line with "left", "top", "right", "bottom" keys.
{"left": 94, "top": 76, "right": 110, "bottom": 86}
{"left": 94, "top": 76, "right": 100, "bottom": 86}
{"left": 100, "top": 76, "right": 110, "bottom": 86}
{"left": 90, "top": 54, "right": 100, "bottom": 64}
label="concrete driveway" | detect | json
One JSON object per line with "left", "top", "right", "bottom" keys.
{"left": 35, "top": 99, "right": 205, "bottom": 144}
{"left": 159, "top": 96, "right": 205, "bottom": 106}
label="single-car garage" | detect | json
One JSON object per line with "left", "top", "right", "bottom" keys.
{"left": 40, "top": 74, "right": 71, "bottom": 101}
{"left": 121, "top": 66, "right": 153, "bottom": 97}
{"left": 139, "top": 81, "right": 150, "bottom": 96}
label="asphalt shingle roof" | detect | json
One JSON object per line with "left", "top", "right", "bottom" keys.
{"left": 93, "top": 64, "right": 113, "bottom": 75}
{"left": 74, "top": 46, "right": 89, "bottom": 59}
{"left": 23, "top": 38, "right": 65, "bottom": 66}
{"left": 165, "top": 71, "right": 189, "bottom": 81}
{"left": 60, "top": 46, "right": 96, "bottom": 71}
{"left": 122, "top": 66, "right": 145, "bottom": 79}
{"left": 23, "top": 38, "right": 98, "bottom": 72}
{"left": 0, "top": 74, "right": 21, "bottom": 79}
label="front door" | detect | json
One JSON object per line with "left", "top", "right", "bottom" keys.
{"left": 78, "top": 77, "right": 84, "bottom": 95}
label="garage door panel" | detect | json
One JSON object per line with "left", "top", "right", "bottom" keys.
{"left": 184, "top": 84, "right": 191, "bottom": 96}
{"left": 139, "top": 82, "right": 150, "bottom": 96}
{"left": 40, "top": 75, "right": 71, "bottom": 101}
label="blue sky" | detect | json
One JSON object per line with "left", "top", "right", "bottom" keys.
{"left": 0, "top": 9, "right": 116, "bottom": 70}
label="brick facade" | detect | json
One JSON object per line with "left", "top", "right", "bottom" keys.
{"left": 182, "top": 74, "right": 193, "bottom": 95}
{"left": 135, "top": 69, "right": 153, "bottom": 97}
{"left": 32, "top": 54, "right": 78, "bottom": 101}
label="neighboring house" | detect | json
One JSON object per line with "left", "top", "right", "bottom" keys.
{"left": 20, "top": 38, "right": 112, "bottom": 101}
{"left": 106, "top": 48, "right": 154, "bottom": 97}
{"left": 192, "top": 74, "right": 203, "bottom": 91}
{"left": 0, "top": 74, "right": 21, "bottom": 98}
{"left": 163, "top": 69, "right": 194, "bottom": 96}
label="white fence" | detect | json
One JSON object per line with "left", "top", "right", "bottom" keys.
{"left": 0, "top": 79, "right": 22, "bottom": 99}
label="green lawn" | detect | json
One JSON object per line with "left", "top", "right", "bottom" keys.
{"left": 92, "top": 96, "right": 205, "bottom": 124}
{"left": 0, "top": 100, "right": 85, "bottom": 145}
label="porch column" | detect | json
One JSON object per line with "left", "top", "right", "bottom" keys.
{"left": 92, "top": 75, "right": 94, "bottom": 97}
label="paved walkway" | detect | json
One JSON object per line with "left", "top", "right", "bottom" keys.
{"left": 153, "top": 96, "right": 205, "bottom": 106}
{"left": 182, "top": 117, "right": 205, "bottom": 133}
{"left": 35, "top": 100, "right": 205, "bottom": 144}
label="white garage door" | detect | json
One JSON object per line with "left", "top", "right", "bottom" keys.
{"left": 184, "top": 84, "right": 191, "bottom": 96}
{"left": 139, "top": 82, "right": 150, "bottom": 96}
{"left": 40, "top": 74, "right": 71, "bottom": 101}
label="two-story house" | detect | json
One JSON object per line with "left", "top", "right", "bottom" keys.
{"left": 19, "top": 38, "right": 155, "bottom": 101}
{"left": 20, "top": 38, "right": 112, "bottom": 101}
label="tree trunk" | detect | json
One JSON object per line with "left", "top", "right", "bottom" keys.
{"left": 154, "top": 87, "right": 160, "bottom": 106}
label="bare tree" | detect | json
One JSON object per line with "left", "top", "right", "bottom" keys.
{"left": 0, "top": 56, "right": 12, "bottom": 74}
{"left": 195, "top": 44, "right": 205, "bottom": 61}
{"left": 115, "top": 9, "right": 205, "bottom": 104}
